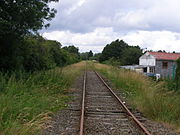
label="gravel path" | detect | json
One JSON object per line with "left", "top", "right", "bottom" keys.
{"left": 42, "top": 74, "right": 83, "bottom": 135}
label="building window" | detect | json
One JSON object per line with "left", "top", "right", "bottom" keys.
{"left": 162, "top": 62, "right": 168, "bottom": 69}
{"left": 150, "top": 67, "right": 155, "bottom": 73}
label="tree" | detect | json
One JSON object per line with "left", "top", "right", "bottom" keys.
{"left": 0, "top": 0, "right": 58, "bottom": 70}
{"left": 16, "top": 36, "right": 80, "bottom": 71}
{"left": 20, "top": 36, "right": 63, "bottom": 71}
{"left": 175, "top": 58, "right": 180, "bottom": 90}
{"left": 62, "top": 46, "right": 80, "bottom": 62}
{"left": 121, "top": 46, "right": 142, "bottom": 65}
{"left": 99, "top": 39, "right": 142, "bottom": 66}
{"left": 62, "top": 46, "right": 79, "bottom": 56}
{"left": 92, "top": 53, "right": 101, "bottom": 61}
{"left": 0, "top": 0, "right": 58, "bottom": 36}
{"left": 80, "top": 52, "right": 89, "bottom": 60}
{"left": 99, "top": 39, "right": 128, "bottom": 62}
{"left": 88, "top": 50, "right": 93, "bottom": 59}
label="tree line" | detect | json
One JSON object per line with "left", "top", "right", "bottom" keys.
{"left": 1, "top": 34, "right": 80, "bottom": 71}
{"left": 94, "top": 39, "right": 143, "bottom": 66}
{"left": 0, "top": 0, "right": 81, "bottom": 72}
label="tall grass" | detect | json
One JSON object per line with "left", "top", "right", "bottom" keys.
{"left": 0, "top": 62, "right": 86, "bottom": 135}
{"left": 94, "top": 62, "right": 180, "bottom": 132}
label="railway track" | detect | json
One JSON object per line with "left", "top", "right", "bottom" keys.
{"left": 79, "top": 71, "right": 152, "bottom": 135}
{"left": 43, "top": 70, "right": 178, "bottom": 135}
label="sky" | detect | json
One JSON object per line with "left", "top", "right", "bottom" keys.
{"left": 42, "top": 0, "right": 180, "bottom": 53}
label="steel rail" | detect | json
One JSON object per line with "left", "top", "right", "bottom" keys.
{"left": 95, "top": 71, "right": 152, "bottom": 135}
{"left": 79, "top": 71, "right": 86, "bottom": 135}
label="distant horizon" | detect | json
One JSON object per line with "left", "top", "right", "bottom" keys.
{"left": 46, "top": 39, "right": 180, "bottom": 54}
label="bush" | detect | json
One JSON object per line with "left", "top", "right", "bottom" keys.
{"left": 102, "top": 57, "right": 121, "bottom": 66}
{"left": 0, "top": 36, "right": 80, "bottom": 72}
{"left": 175, "top": 58, "right": 180, "bottom": 90}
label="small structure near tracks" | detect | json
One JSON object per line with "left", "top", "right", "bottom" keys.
{"left": 139, "top": 52, "right": 180, "bottom": 79}
{"left": 121, "top": 52, "right": 180, "bottom": 79}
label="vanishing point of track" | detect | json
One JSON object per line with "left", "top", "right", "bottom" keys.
{"left": 79, "top": 70, "right": 152, "bottom": 135}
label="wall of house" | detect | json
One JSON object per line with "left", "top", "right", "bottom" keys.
{"left": 139, "top": 52, "right": 156, "bottom": 66}
{"left": 139, "top": 57, "right": 156, "bottom": 66}
{"left": 155, "top": 60, "right": 176, "bottom": 78}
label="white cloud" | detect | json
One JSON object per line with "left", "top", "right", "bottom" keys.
{"left": 43, "top": 29, "right": 180, "bottom": 53}
{"left": 122, "top": 31, "right": 180, "bottom": 52}
{"left": 113, "top": 10, "right": 149, "bottom": 30}
{"left": 43, "top": 27, "right": 119, "bottom": 53}
{"left": 66, "top": 0, "right": 86, "bottom": 15}
{"left": 47, "top": 0, "right": 180, "bottom": 33}
{"left": 43, "top": 0, "right": 180, "bottom": 53}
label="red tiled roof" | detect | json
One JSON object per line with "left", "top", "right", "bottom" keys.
{"left": 148, "top": 52, "right": 180, "bottom": 60}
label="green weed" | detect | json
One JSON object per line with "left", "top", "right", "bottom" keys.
{"left": 94, "top": 62, "right": 180, "bottom": 133}
{"left": 0, "top": 62, "right": 85, "bottom": 135}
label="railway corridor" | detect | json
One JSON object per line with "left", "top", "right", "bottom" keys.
{"left": 43, "top": 70, "right": 178, "bottom": 135}
{"left": 83, "top": 71, "right": 143, "bottom": 135}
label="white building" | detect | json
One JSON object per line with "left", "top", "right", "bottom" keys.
{"left": 139, "top": 52, "right": 156, "bottom": 74}
{"left": 139, "top": 52, "right": 180, "bottom": 78}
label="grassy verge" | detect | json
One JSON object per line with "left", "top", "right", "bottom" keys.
{"left": 0, "top": 62, "right": 86, "bottom": 135}
{"left": 93, "top": 62, "right": 180, "bottom": 133}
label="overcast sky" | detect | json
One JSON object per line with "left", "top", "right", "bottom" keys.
{"left": 42, "top": 0, "right": 180, "bottom": 53}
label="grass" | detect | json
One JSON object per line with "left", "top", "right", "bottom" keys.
{"left": 93, "top": 62, "right": 180, "bottom": 133}
{"left": 0, "top": 61, "right": 86, "bottom": 135}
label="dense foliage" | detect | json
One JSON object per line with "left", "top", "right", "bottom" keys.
{"left": 175, "top": 58, "right": 180, "bottom": 89}
{"left": 88, "top": 50, "right": 93, "bottom": 58}
{"left": 26, "top": 36, "right": 79, "bottom": 71}
{"left": 99, "top": 39, "right": 142, "bottom": 65}
{"left": 80, "top": 52, "right": 89, "bottom": 60}
{"left": 92, "top": 53, "right": 101, "bottom": 61}
{"left": 23, "top": 36, "right": 80, "bottom": 71}
{"left": 63, "top": 46, "right": 79, "bottom": 56}
{"left": 80, "top": 50, "right": 94, "bottom": 60}
{"left": 0, "top": 0, "right": 80, "bottom": 71}
{"left": 0, "top": 0, "right": 63, "bottom": 71}
{"left": 62, "top": 46, "right": 80, "bottom": 64}
{"left": 0, "top": 0, "right": 58, "bottom": 35}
